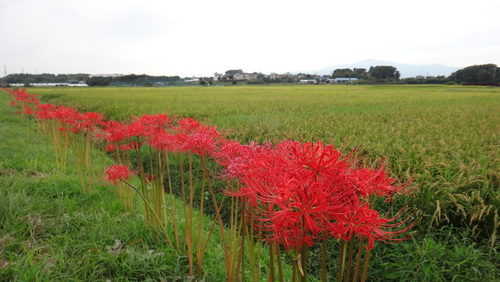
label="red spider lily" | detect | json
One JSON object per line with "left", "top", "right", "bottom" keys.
{"left": 265, "top": 179, "right": 347, "bottom": 251}
{"left": 102, "top": 119, "right": 148, "bottom": 151}
{"left": 35, "top": 103, "right": 60, "bottom": 120}
{"left": 125, "top": 120, "right": 148, "bottom": 137}
{"left": 348, "top": 166, "right": 412, "bottom": 201}
{"left": 137, "top": 114, "right": 171, "bottom": 136}
{"left": 104, "top": 143, "right": 116, "bottom": 152}
{"left": 147, "top": 131, "right": 184, "bottom": 152}
{"left": 177, "top": 117, "right": 201, "bottom": 134}
{"left": 148, "top": 117, "right": 224, "bottom": 156}
{"left": 105, "top": 164, "right": 132, "bottom": 185}
{"left": 215, "top": 141, "right": 275, "bottom": 183}
{"left": 66, "top": 112, "right": 105, "bottom": 134}
{"left": 78, "top": 112, "right": 105, "bottom": 131}
{"left": 179, "top": 126, "right": 223, "bottom": 156}
{"left": 213, "top": 140, "right": 245, "bottom": 168}
{"left": 122, "top": 114, "right": 171, "bottom": 139}
{"left": 107, "top": 119, "right": 151, "bottom": 150}
{"left": 220, "top": 140, "right": 416, "bottom": 252}
{"left": 330, "top": 203, "right": 417, "bottom": 249}
{"left": 52, "top": 106, "right": 81, "bottom": 126}
{"left": 283, "top": 141, "right": 343, "bottom": 175}
{"left": 103, "top": 120, "right": 126, "bottom": 143}
{"left": 218, "top": 141, "right": 348, "bottom": 251}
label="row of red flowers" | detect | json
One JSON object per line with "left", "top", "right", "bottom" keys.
{"left": 3, "top": 87, "right": 417, "bottom": 251}
{"left": 3, "top": 89, "right": 418, "bottom": 281}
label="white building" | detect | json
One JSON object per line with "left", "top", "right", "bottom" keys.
{"left": 300, "top": 79, "right": 317, "bottom": 84}
{"left": 328, "top": 78, "right": 359, "bottom": 84}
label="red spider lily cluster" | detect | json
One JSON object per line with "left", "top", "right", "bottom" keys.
{"left": 102, "top": 114, "right": 223, "bottom": 156}
{"left": 4, "top": 88, "right": 105, "bottom": 132}
{"left": 218, "top": 140, "right": 416, "bottom": 251}
{"left": 4, "top": 88, "right": 222, "bottom": 156}
{"left": 4, "top": 88, "right": 39, "bottom": 115}
{"left": 3, "top": 88, "right": 418, "bottom": 279}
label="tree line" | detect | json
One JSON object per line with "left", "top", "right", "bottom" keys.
{"left": 0, "top": 73, "right": 182, "bottom": 87}
{"left": 1, "top": 64, "right": 498, "bottom": 87}
{"left": 331, "top": 64, "right": 499, "bottom": 85}
{"left": 87, "top": 74, "right": 182, "bottom": 86}
{"left": 451, "top": 64, "right": 499, "bottom": 85}
{"left": 1, "top": 73, "right": 90, "bottom": 84}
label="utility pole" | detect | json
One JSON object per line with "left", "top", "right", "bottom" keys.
{"left": 3, "top": 65, "right": 6, "bottom": 76}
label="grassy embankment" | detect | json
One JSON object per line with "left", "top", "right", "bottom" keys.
{"left": 0, "top": 91, "right": 240, "bottom": 280}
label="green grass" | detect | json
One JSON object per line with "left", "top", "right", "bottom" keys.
{"left": 2, "top": 85, "right": 498, "bottom": 280}
{"left": 369, "top": 226, "right": 497, "bottom": 281}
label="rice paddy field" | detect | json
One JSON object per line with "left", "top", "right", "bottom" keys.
{"left": 1, "top": 84, "right": 499, "bottom": 280}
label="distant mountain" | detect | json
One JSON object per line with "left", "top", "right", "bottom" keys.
{"left": 310, "top": 59, "right": 460, "bottom": 78}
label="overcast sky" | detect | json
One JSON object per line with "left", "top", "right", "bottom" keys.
{"left": 1, "top": 0, "right": 499, "bottom": 77}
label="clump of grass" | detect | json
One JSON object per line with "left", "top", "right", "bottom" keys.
{"left": 371, "top": 226, "right": 497, "bottom": 281}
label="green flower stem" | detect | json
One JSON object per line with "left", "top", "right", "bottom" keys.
{"left": 337, "top": 239, "right": 347, "bottom": 281}
{"left": 352, "top": 238, "right": 366, "bottom": 282}
{"left": 163, "top": 151, "right": 180, "bottom": 249}
{"left": 121, "top": 179, "right": 174, "bottom": 248}
{"left": 361, "top": 247, "right": 371, "bottom": 282}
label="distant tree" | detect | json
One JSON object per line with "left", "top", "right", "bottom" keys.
{"left": 87, "top": 76, "right": 110, "bottom": 86}
{"left": 118, "top": 74, "right": 142, "bottom": 83}
{"left": 403, "top": 76, "right": 447, "bottom": 84}
{"left": 262, "top": 77, "right": 281, "bottom": 84}
{"left": 299, "top": 73, "right": 315, "bottom": 79}
{"left": 207, "top": 77, "right": 215, "bottom": 86}
{"left": 369, "top": 66, "right": 400, "bottom": 80}
{"left": 451, "top": 64, "right": 499, "bottom": 84}
{"left": 149, "top": 75, "right": 181, "bottom": 84}
{"left": 56, "top": 74, "right": 69, "bottom": 81}
{"left": 331, "top": 68, "right": 368, "bottom": 79}
{"left": 71, "top": 73, "right": 91, "bottom": 82}
{"left": 353, "top": 68, "right": 367, "bottom": 78}
{"left": 246, "top": 79, "right": 264, "bottom": 85}
{"left": 332, "top": 68, "right": 355, "bottom": 78}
